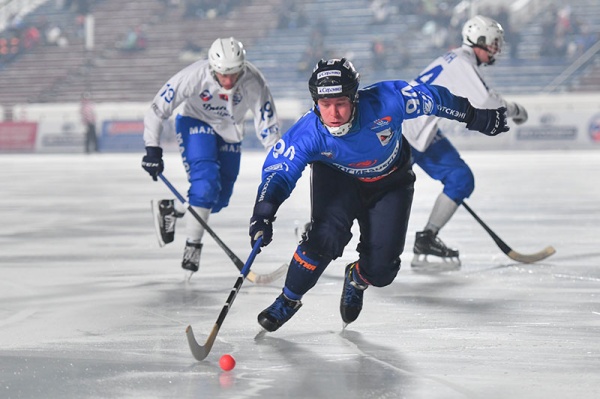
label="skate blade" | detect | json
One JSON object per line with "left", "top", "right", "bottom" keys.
{"left": 254, "top": 329, "right": 268, "bottom": 341}
{"left": 185, "top": 270, "right": 195, "bottom": 282}
{"left": 411, "top": 254, "right": 461, "bottom": 273}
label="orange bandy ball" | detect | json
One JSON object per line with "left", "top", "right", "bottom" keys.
{"left": 219, "top": 354, "right": 236, "bottom": 371}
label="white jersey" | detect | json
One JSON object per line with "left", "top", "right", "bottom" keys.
{"left": 143, "top": 59, "right": 280, "bottom": 148}
{"left": 402, "top": 45, "right": 518, "bottom": 151}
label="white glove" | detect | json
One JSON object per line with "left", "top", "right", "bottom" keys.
{"left": 512, "top": 102, "right": 528, "bottom": 125}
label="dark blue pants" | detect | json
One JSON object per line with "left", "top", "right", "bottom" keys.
{"left": 284, "top": 143, "right": 415, "bottom": 296}
{"left": 176, "top": 115, "right": 241, "bottom": 213}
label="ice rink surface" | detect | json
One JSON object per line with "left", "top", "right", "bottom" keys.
{"left": 1, "top": 150, "right": 599, "bottom": 399}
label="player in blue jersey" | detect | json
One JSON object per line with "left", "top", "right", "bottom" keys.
{"left": 403, "top": 16, "right": 529, "bottom": 270}
{"left": 248, "top": 58, "right": 509, "bottom": 332}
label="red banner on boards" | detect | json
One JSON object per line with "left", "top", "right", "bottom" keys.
{"left": 0, "top": 122, "right": 38, "bottom": 151}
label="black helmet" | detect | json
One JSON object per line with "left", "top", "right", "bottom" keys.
{"left": 308, "top": 58, "right": 360, "bottom": 104}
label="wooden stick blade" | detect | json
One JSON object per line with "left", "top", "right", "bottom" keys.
{"left": 186, "top": 324, "right": 218, "bottom": 361}
{"left": 250, "top": 263, "right": 288, "bottom": 285}
{"left": 507, "top": 246, "right": 556, "bottom": 264}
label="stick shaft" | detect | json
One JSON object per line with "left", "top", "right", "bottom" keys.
{"left": 462, "top": 201, "right": 511, "bottom": 254}
{"left": 186, "top": 238, "right": 262, "bottom": 360}
{"left": 462, "top": 201, "right": 555, "bottom": 263}
{"left": 158, "top": 173, "right": 245, "bottom": 270}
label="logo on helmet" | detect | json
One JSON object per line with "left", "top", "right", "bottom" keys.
{"left": 318, "top": 86, "right": 343, "bottom": 95}
{"left": 317, "top": 70, "right": 342, "bottom": 79}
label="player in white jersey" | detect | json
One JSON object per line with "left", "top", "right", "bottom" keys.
{"left": 141, "top": 37, "right": 280, "bottom": 273}
{"left": 402, "top": 15, "right": 528, "bottom": 270}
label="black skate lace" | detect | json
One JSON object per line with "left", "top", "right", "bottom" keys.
{"left": 164, "top": 214, "right": 176, "bottom": 232}
{"left": 269, "top": 297, "right": 298, "bottom": 320}
{"left": 183, "top": 245, "right": 201, "bottom": 262}
{"left": 344, "top": 280, "right": 366, "bottom": 305}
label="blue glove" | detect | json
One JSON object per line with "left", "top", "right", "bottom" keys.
{"left": 466, "top": 107, "right": 509, "bottom": 136}
{"left": 249, "top": 202, "right": 277, "bottom": 249}
{"left": 141, "top": 146, "right": 163, "bottom": 181}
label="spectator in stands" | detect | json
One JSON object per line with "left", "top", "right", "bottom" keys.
{"left": 21, "top": 25, "right": 41, "bottom": 50}
{"left": 570, "top": 18, "right": 598, "bottom": 57}
{"left": 402, "top": 15, "right": 528, "bottom": 271}
{"left": 80, "top": 92, "right": 97, "bottom": 153}
{"left": 370, "top": 37, "right": 387, "bottom": 71}
{"left": 370, "top": 0, "right": 393, "bottom": 25}
{"left": 140, "top": 37, "right": 281, "bottom": 275}
{"left": 179, "top": 39, "right": 205, "bottom": 62}
{"left": 277, "top": 1, "right": 308, "bottom": 30}
{"left": 297, "top": 24, "right": 326, "bottom": 76}
{"left": 45, "top": 25, "right": 69, "bottom": 47}
{"left": 115, "top": 25, "right": 147, "bottom": 52}
{"left": 494, "top": 6, "right": 521, "bottom": 60}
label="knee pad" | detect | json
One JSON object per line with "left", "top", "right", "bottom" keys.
{"left": 302, "top": 222, "right": 353, "bottom": 260}
{"left": 211, "top": 179, "right": 235, "bottom": 213}
{"left": 358, "top": 257, "right": 401, "bottom": 287}
{"left": 188, "top": 160, "right": 221, "bottom": 208}
{"left": 442, "top": 164, "right": 475, "bottom": 203}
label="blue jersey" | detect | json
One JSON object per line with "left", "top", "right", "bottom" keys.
{"left": 256, "top": 80, "right": 473, "bottom": 207}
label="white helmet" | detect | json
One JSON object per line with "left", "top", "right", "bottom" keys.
{"left": 462, "top": 15, "right": 504, "bottom": 64}
{"left": 208, "top": 37, "right": 246, "bottom": 75}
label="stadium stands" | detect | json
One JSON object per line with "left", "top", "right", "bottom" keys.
{"left": 0, "top": 0, "right": 598, "bottom": 108}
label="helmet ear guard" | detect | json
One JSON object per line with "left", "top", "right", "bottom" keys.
{"left": 208, "top": 37, "right": 246, "bottom": 75}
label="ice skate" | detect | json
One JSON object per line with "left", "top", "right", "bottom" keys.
{"left": 340, "top": 262, "right": 368, "bottom": 326}
{"left": 258, "top": 293, "right": 302, "bottom": 332}
{"left": 182, "top": 241, "right": 203, "bottom": 273}
{"left": 411, "top": 230, "right": 461, "bottom": 272}
{"left": 151, "top": 199, "right": 183, "bottom": 247}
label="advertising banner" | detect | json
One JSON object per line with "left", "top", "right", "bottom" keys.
{"left": 0, "top": 122, "right": 38, "bottom": 152}
{"left": 36, "top": 120, "right": 85, "bottom": 153}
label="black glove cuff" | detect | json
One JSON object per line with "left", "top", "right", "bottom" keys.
{"left": 252, "top": 201, "right": 277, "bottom": 219}
{"left": 145, "top": 146, "right": 163, "bottom": 157}
{"left": 465, "top": 103, "right": 475, "bottom": 124}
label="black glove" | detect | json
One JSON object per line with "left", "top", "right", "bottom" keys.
{"left": 249, "top": 202, "right": 276, "bottom": 249}
{"left": 141, "top": 146, "right": 163, "bottom": 181}
{"left": 466, "top": 107, "right": 509, "bottom": 136}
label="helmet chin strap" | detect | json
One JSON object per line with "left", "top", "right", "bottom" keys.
{"left": 316, "top": 103, "right": 357, "bottom": 137}
{"left": 325, "top": 119, "right": 353, "bottom": 136}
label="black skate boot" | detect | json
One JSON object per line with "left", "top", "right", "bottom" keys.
{"left": 340, "top": 262, "right": 368, "bottom": 325}
{"left": 182, "top": 241, "right": 203, "bottom": 272}
{"left": 411, "top": 230, "right": 461, "bottom": 271}
{"left": 258, "top": 293, "right": 302, "bottom": 332}
{"left": 151, "top": 199, "right": 184, "bottom": 247}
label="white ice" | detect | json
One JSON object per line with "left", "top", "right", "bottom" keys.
{"left": 1, "top": 150, "right": 599, "bottom": 399}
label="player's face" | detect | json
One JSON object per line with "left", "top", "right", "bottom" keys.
{"left": 215, "top": 72, "right": 240, "bottom": 90}
{"left": 317, "top": 97, "right": 353, "bottom": 127}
